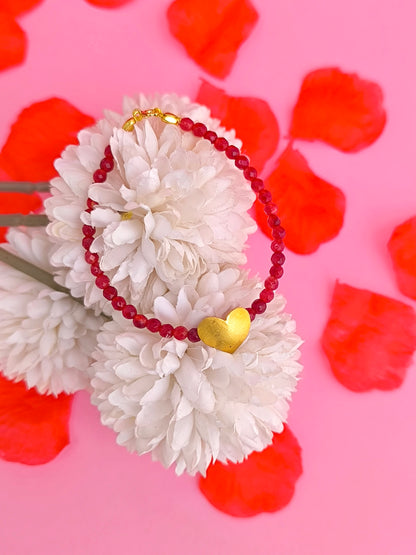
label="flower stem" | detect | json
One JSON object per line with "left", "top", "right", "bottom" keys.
{"left": 0, "top": 214, "right": 49, "bottom": 227}
{"left": 0, "top": 181, "right": 50, "bottom": 193}
{"left": 0, "top": 246, "right": 84, "bottom": 306}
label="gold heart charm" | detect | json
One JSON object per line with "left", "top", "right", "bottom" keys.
{"left": 197, "top": 308, "right": 251, "bottom": 354}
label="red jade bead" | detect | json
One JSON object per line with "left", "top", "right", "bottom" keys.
{"left": 87, "top": 198, "right": 97, "bottom": 210}
{"left": 100, "top": 157, "right": 114, "bottom": 172}
{"left": 270, "top": 265, "right": 284, "bottom": 278}
{"left": 133, "top": 314, "right": 147, "bottom": 328}
{"left": 93, "top": 169, "right": 107, "bottom": 183}
{"left": 235, "top": 155, "right": 249, "bottom": 170}
{"left": 82, "top": 225, "right": 95, "bottom": 237}
{"left": 260, "top": 289, "right": 274, "bottom": 303}
{"left": 187, "top": 328, "right": 200, "bottom": 342}
{"left": 173, "top": 326, "right": 188, "bottom": 340}
{"left": 112, "top": 296, "right": 126, "bottom": 311}
{"left": 146, "top": 318, "right": 161, "bottom": 333}
{"left": 214, "top": 137, "right": 228, "bottom": 151}
{"left": 204, "top": 130, "right": 217, "bottom": 143}
{"left": 244, "top": 167, "right": 257, "bottom": 180}
{"left": 122, "top": 304, "right": 137, "bottom": 319}
{"left": 251, "top": 299, "right": 267, "bottom": 314}
{"left": 264, "top": 276, "right": 279, "bottom": 290}
{"left": 95, "top": 275, "right": 110, "bottom": 289}
{"left": 82, "top": 237, "right": 94, "bottom": 250}
{"left": 192, "top": 122, "right": 207, "bottom": 137}
{"left": 159, "top": 324, "right": 174, "bottom": 338}
{"left": 225, "top": 145, "right": 239, "bottom": 159}
{"left": 103, "top": 286, "right": 117, "bottom": 300}
{"left": 85, "top": 251, "right": 98, "bottom": 264}
{"left": 264, "top": 203, "right": 278, "bottom": 215}
{"left": 90, "top": 263, "right": 102, "bottom": 277}
{"left": 179, "top": 117, "right": 194, "bottom": 131}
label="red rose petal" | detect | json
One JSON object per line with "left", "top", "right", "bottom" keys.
{"left": 0, "top": 374, "right": 73, "bottom": 465}
{"left": 85, "top": 0, "right": 134, "bottom": 8}
{"left": 322, "top": 282, "right": 416, "bottom": 392}
{"left": 167, "top": 0, "right": 258, "bottom": 79}
{"left": 199, "top": 426, "right": 302, "bottom": 517}
{"left": 196, "top": 80, "right": 279, "bottom": 172}
{"left": 387, "top": 216, "right": 416, "bottom": 300}
{"left": 255, "top": 145, "right": 345, "bottom": 254}
{"left": 0, "top": 192, "right": 43, "bottom": 242}
{"left": 0, "top": 0, "right": 43, "bottom": 16}
{"left": 290, "top": 67, "right": 386, "bottom": 152}
{"left": 0, "top": 13, "right": 26, "bottom": 72}
{"left": 0, "top": 97, "right": 95, "bottom": 181}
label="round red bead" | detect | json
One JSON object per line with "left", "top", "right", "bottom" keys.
{"left": 90, "top": 263, "right": 102, "bottom": 277}
{"left": 244, "top": 166, "right": 257, "bottom": 180}
{"left": 272, "top": 225, "right": 286, "bottom": 239}
{"left": 235, "top": 155, "right": 249, "bottom": 170}
{"left": 270, "top": 265, "right": 284, "bottom": 278}
{"left": 85, "top": 250, "right": 98, "bottom": 264}
{"left": 87, "top": 198, "right": 97, "bottom": 210}
{"left": 214, "top": 137, "right": 228, "bottom": 151}
{"left": 187, "top": 328, "right": 200, "bottom": 342}
{"left": 192, "top": 122, "right": 207, "bottom": 137}
{"left": 264, "top": 276, "right": 279, "bottom": 290}
{"left": 260, "top": 289, "right": 274, "bottom": 303}
{"left": 271, "top": 239, "right": 284, "bottom": 252}
{"left": 133, "top": 314, "right": 147, "bottom": 328}
{"left": 271, "top": 252, "right": 285, "bottom": 266}
{"left": 104, "top": 145, "right": 112, "bottom": 158}
{"left": 225, "top": 145, "right": 240, "bottom": 159}
{"left": 159, "top": 324, "right": 174, "bottom": 338}
{"left": 146, "top": 318, "right": 161, "bottom": 333}
{"left": 112, "top": 296, "right": 126, "bottom": 311}
{"left": 259, "top": 190, "right": 272, "bottom": 204}
{"left": 252, "top": 299, "right": 267, "bottom": 314}
{"left": 82, "top": 236, "right": 94, "bottom": 250}
{"left": 93, "top": 169, "right": 107, "bottom": 183}
{"left": 204, "top": 130, "right": 217, "bottom": 143}
{"left": 246, "top": 307, "right": 256, "bottom": 321}
{"left": 267, "top": 215, "right": 280, "bottom": 227}
{"left": 95, "top": 275, "right": 110, "bottom": 289}
{"left": 122, "top": 304, "right": 137, "bottom": 319}
{"left": 264, "top": 203, "right": 278, "bottom": 215}
{"left": 179, "top": 117, "right": 194, "bottom": 131}
{"left": 82, "top": 225, "right": 95, "bottom": 237}
{"left": 173, "top": 326, "right": 188, "bottom": 340}
{"left": 251, "top": 178, "right": 264, "bottom": 193}
{"left": 103, "top": 286, "right": 117, "bottom": 300}
{"left": 100, "top": 157, "right": 114, "bottom": 172}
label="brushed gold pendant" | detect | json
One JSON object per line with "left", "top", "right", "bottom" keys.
{"left": 197, "top": 308, "right": 251, "bottom": 354}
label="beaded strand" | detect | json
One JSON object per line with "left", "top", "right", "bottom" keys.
{"left": 82, "top": 109, "right": 286, "bottom": 343}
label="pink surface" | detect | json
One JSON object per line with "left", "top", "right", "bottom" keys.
{"left": 1, "top": 0, "right": 416, "bottom": 553}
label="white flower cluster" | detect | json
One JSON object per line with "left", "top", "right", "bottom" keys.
{"left": 0, "top": 228, "right": 105, "bottom": 395}
{"left": 45, "top": 93, "right": 256, "bottom": 312}
{"left": 91, "top": 269, "right": 301, "bottom": 475}
{"left": 0, "top": 94, "right": 302, "bottom": 475}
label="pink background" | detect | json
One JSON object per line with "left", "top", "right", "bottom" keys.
{"left": 1, "top": 0, "right": 416, "bottom": 553}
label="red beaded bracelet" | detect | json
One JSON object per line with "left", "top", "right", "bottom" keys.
{"left": 81, "top": 108, "right": 285, "bottom": 354}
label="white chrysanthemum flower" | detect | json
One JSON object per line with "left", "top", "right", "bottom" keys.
{"left": 45, "top": 93, "right": 256, "bottom": 313}
{"left": 90, "top": 268, "right": 302, "bottom": 476}
{"left": 0, "top": 228, "right": 105, "bottom": 395}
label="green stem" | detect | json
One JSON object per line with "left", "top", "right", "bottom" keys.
{"left": 0, "top": 246, "right": 84, "bottom": 306}
{"left": 0, "top": 181, "right": 50, "bottom": 193}
{"left": 0, "top": 214, "right": 49, "bottom": 227}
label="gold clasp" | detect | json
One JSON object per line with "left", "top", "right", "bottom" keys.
{"left": 122, "top": 108, "right": 180, "bottom": 132}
